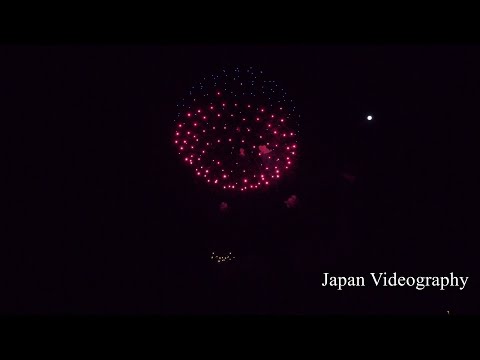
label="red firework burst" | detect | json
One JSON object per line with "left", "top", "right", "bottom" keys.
{"left": 174, "top": 67, "right": 299, "bottom": 192}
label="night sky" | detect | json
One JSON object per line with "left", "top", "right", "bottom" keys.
{"left": 4, "top": 45, "right": 479, "bottom": 315}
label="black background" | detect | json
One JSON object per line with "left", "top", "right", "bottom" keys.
{"left": 3, "top": 44, "right": 479, "bottom": 315}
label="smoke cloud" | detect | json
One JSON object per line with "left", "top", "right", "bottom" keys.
{"left": 219, "top": 202, "right": 228, "bottom": 212}
{"left": 258, "top": 145, "right": 272, "bottom": 155}
{"left": 284, "top": 195, "right": 299, "bottom": 208}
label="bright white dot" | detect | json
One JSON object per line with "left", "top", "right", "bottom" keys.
{"left": 367, "top": 115, "right": 373, "bottom": 121}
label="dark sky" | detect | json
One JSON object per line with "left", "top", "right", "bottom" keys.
{"left": 4, "top": 45, "right": 479, "bottom": 314}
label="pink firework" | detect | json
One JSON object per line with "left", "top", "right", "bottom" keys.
{"left": 174, "top": 67, "right": 300, "bottom": 192}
